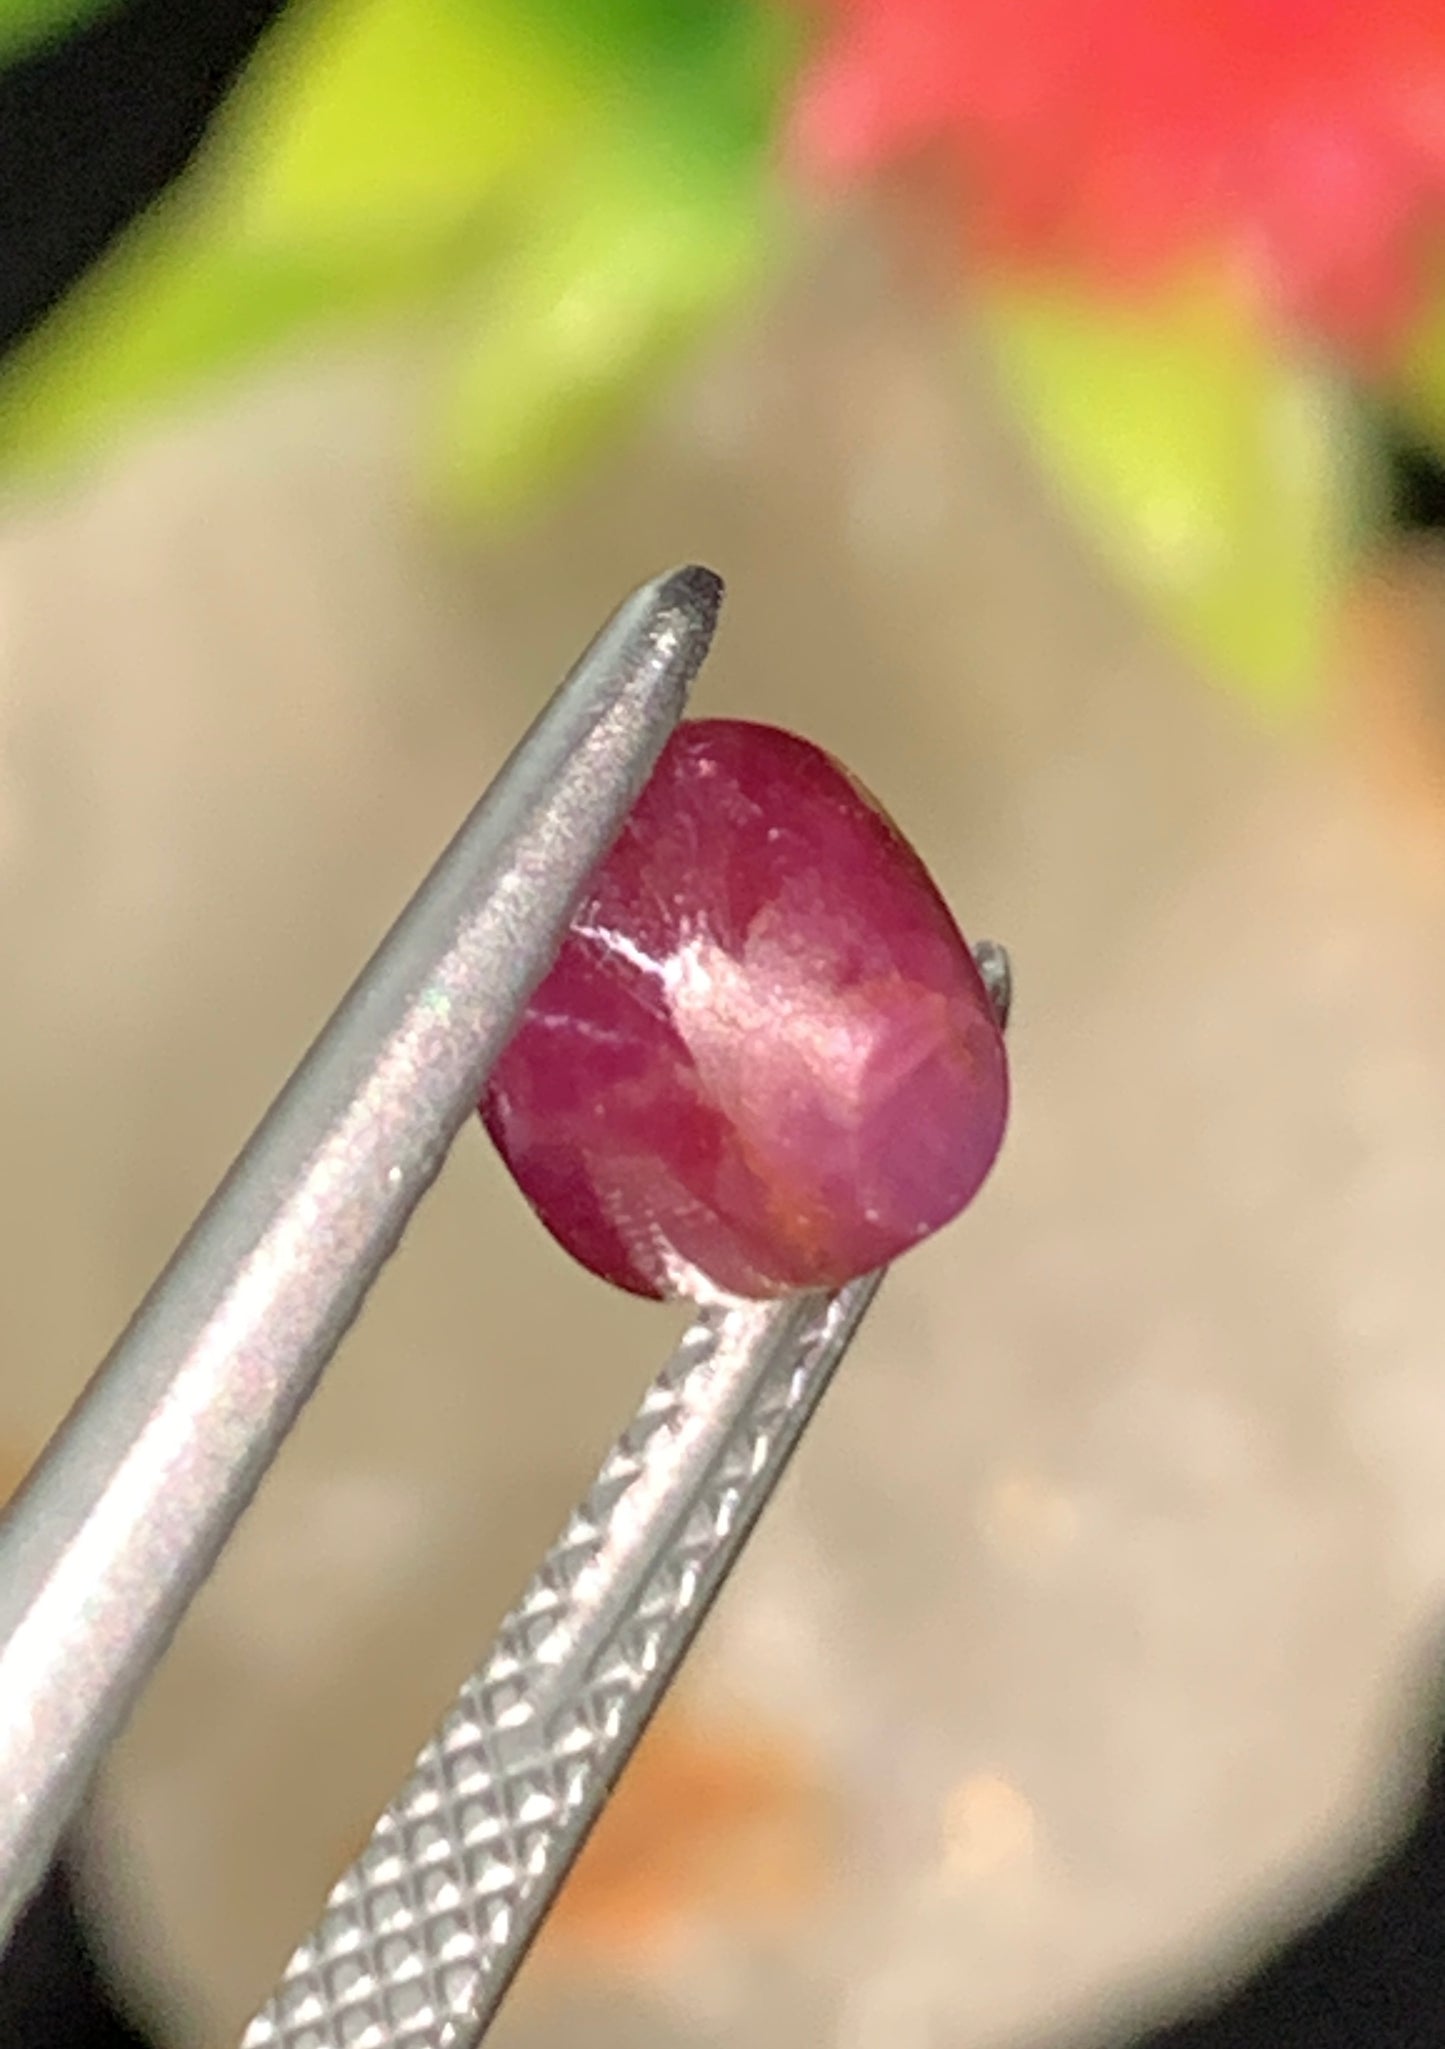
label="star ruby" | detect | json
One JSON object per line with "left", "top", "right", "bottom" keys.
{"left": 481, "top": 719, "right": 1009, "bottom": 1300}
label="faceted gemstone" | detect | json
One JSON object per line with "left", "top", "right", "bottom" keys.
{"left": 481, "top": 720, "right": 1009, "bottom": 1300}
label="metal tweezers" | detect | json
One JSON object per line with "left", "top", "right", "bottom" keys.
{"left": 0, "top": 567, "right": 1009, "bottom": 2048}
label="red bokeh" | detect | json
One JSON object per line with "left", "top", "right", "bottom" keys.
{"left": 791, "top": 0, "right": 1445, "bottom": 359}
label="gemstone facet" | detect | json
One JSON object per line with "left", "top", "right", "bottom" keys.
{"left": 482, "top": 720, "right": 1009, "bottom": 1300}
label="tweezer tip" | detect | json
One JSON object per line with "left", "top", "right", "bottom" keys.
{"left": 973, "top": 940, "right": 1012, "bottom": 1030}
{"left": 651, "top": 563, "right": 725, "bottom": 640}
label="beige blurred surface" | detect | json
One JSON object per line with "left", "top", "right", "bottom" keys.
{"left": 3, "top": 223, "right": 1445, "bottom": 2048}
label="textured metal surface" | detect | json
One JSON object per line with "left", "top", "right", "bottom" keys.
{"left": 241, "top": 1276, "right": 883, "bottom": 2049}
{"left": 0, "top": 566, "right": 721, "bottom": 1941}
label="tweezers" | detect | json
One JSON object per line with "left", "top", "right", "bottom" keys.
{"left": 0, "top": 565, "right": 1008, "bottom": 2048}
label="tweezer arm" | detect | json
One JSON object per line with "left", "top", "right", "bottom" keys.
{"left": 0, "top": 565, "right": 721, "bottom": 1941}
{"left": 242, "top": 1276, "right": 883, "bottom": 2049}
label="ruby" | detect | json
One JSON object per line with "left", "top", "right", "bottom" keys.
{"left": 481, "top": 720, "right": 1009, "bottom": 1300}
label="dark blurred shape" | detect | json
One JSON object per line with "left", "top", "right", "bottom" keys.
{"left": 0, "top": 0, "right": 288, "bottom": 355}
{"left": 0, "top": 1860, "right": 157, "bottom": 2046}
{"left": 1114, "top": 1709, "right": 1445, "bottom": 2049}
{"left": 1391, "top": 437, "right": 1445, "bottom": 535}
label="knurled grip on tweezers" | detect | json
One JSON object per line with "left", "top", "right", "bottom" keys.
{"left": 242, "top": 1274, "right": 882, "bottom": 2049}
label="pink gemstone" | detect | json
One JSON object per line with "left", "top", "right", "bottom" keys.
{"left": 481, "top": 720, "right": 1009, "bottom": 1300}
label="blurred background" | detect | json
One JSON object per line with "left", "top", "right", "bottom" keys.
{"left": 4, "top": 1, "right": 1445, "bottom": 2044}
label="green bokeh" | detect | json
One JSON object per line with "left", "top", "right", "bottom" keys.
{"left": 0, "top": 0, "right": 120, "bottom": 63}
{"left": 424, "top": 147, "right": 781, "bottom": 519}
{"left": 0, "top": 0, "right": 794, "bottom": 511}
{"left": 976, "top": 277, "right": 1368, "bottom": 714}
